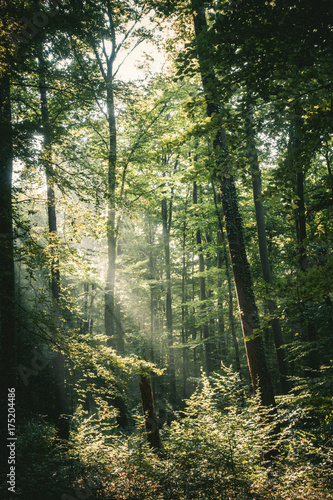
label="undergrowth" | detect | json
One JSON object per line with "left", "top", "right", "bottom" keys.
{"left": 4, "top": 365, "right": 333, "bottom": 500}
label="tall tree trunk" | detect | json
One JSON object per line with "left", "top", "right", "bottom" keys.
{"left": 105, "top": 81, "right": 117, "bottom": 347}
{"left": 88, "top": 11, "right": 129, "bottom": 427}
{"left": 191, "top": 251, "right": 199, "bottom": 378}
{"left": 192, "top": 0, "right": 276, "bottom": 412}
{"left": 148, "top": 214, "right": 155, "bottom": 363}
{"left": 139, "top": 370, "right": 162, "bottom": 451}
{"left": 290, "top": 111, "right": 320, "bottom": 375}
{"left": 0, "top": 75, "right": 16, "bottom": 463}
{"left": 81, "top": 283, "right": 90, "bottom": 334}
{"left": 219, "top": 176, "right": 276, "bottom": 408}
{"left": 193, "top": 181, "right": 212, "bottom": 373}
{"left": 213, "top": 185, "right": 241, "bottom": 375}
{"left": 181, "top": 206, "right": 188, "bottom": 397}
{"left": 216, "top": 231, "right": 227, "bottom": 361}
{"left": 161, "top": 195, "right": 176, "bottom": 401}
{"left": 295, "top": 170, "right": 319, "bottom": 374}
{"left": 39, "top": 55, "right": 69, "bottom": 440}
{"left": 206, "top": 230, "right": 221, "bottom": 371}
{"left": 295, "top": 170, "right": 308, "bottom": 272}
{"left": 91, "top": 7, "right": 118, "bottom": 348}
{"left": 296, "top": 170, "right": 320, "bottom": 373}
{"left": 245, "top": 103, "right": 291, "bottom": 394}
{"left": 115, "top": 300, "right": 124, "bottom": 353}
{"left": 324, "top": 141, "right": 333, "bottom": 198}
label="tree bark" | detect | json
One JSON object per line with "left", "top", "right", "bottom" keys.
{"left": 191, "top": 251, "right": 199, "bottom": 378}
{"left": 193, "top": 181, "right": 212, "bottom": 373}
{"left": 192, "top": 0, "right": 276, "bottom": 410}
{"left": 96, "top": 6, "right": 118, "bottom": 348}
{"left": 139, "top": 371, "right": 162, "bottom": 451}
{"left": 0, "top": 75, "right": 16, "bottom": 461}
{"left": 216, "top": 231, "right": 227, "bottom": 361}
{"left": 324, "top": 141, "right": 333, "bottom": 198}
{"left": 245, "top": 103, "right": 291, "bottom": 394}
{"left": 39, "top": 55, "right": 69, "bottom": 440}
{"left": 105, "top": 81, "right": 117, "bottom": 347}
{"left": 213, "top": 186, "right": 242, "bottom": 375}
{"left": 290, "top": 111, "right": 320, "bottom": 375}
{"left": 181, "top": 206, "right": 188, "bottom": 397}
{"left": 115, "top": 299, "right": 125, "bottom": 353}
{"left": 161, "top": 194, "right": 176, "bottom": 401}
{"left": 148, "top": 215, "right": 155, "bottom": 362}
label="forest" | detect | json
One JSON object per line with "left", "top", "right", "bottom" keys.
{"left": 0, "top": 0, "right": 333, "bottom": 498}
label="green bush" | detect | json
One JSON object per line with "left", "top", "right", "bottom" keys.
{"left": 11, "top": 365, "right": 333, "bottom": 500}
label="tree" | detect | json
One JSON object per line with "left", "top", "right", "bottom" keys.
{"left": 139, "top": 368, "right": 162, "bottom": 450}
{"left": 0, "top": 0, "right": 25, "bottom": 466}
{"left": 0, "top": 73, "right": 16, "bottom": 465}
{"left": 38, "top": 50, "right": 69, "bottom": 438}
{"left": 207, "top": 0, "right": 332, "bottom": 383}
{"left": 287, "top": 106, "right": 320, "bottom": 375}
{"left": 192, "top": 180, "right": 212, "bottom": 373}
{"left": 213, "top": 185, "right": 241, "bottom": 375}
{"left": 161, "top": 174, "right": 177, "bottom": 399}
{"left": 70, "top": 0, "right": 153, "bottom": 349}
{"left": 245, "top": 102, "right": 291, "bottom": 394}
{"left": 190, "top": 0, "right": 276, "bottom": 410}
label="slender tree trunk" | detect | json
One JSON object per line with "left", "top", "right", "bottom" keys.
{"left": 39, "top": 56, "right": 69, "bottom": 440}
{"left": 81, "top": 283, "right": 90, "bottom": 334}
{"left": 217, "top": 231, "right": 227, "bottom": 361}
{"left": 193, "top": 181, "right": 212, "bottom": 373}
{"left": 86, "top": 12, "right": 118, "bottom": 348}
{"left": 246, "top": 103, "right": 291, "bottom": 394}
{"left": 181, "top": 208, "right": 188, "bottom": 397}
{"left": 324, "top": 141, "right": 333, "bottom": 198}
{"left": 150, "top": 284, "right": 155, "bottom": 359}
{"left": 295, "top": 170, "right": 308, "bottom": 272}
{"left": 148, "top": 215, "right": 155, "bottom": 363}
{"left": 86, "top": 12, "right": 129, "bottom": 427}
{"left": 115, "top": 300, "right": 124, "bottom": 353}
{"left": 139, "top": 371, "right": 162, "bottom": 451}
{"left": 213, "top": 185, "right": 241, "bottom": 375}
{"left": 80, "top": 283, "right": 96, "bottom": 334}
{"left": 192, "top": 0, "right": 276, "bottom": 412}
{"left": 290, "top": 112, "right": 320, "bottom": 375}
{"left": 161, "top": 195, "right": 176, "bottom": 401}
{"left": 221, "top": 224, "right": 242, "bottom": 376}
{"left": 296, "top": 170, "right": 320, "bottom": 373}
{"left": 191, "top": 251, "right": 198, "bottom": 378}
{"left": 115, "top": 220, "right": 125, "bottom": 354}
{"left": 0, "top": 75, "right": 16, "bottom": 464}
{"left": 219, "top": 177, "right": 276, "bottom": 407}
{"left": 205, "top": 229, "right": 222, "bottom": 371}
{"left": 105, "top": 82, "right": 117, "bottom": 347}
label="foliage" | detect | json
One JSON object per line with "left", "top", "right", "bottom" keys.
{"left": 1, "top": 0, "right": 332, "bottom": 499}
{"left": 8, "top": 368, "right": 333, "bottom": 500}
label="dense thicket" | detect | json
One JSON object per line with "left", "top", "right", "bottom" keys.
{"left": 0, "top": 0, "right": 332, "bottom": 499}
